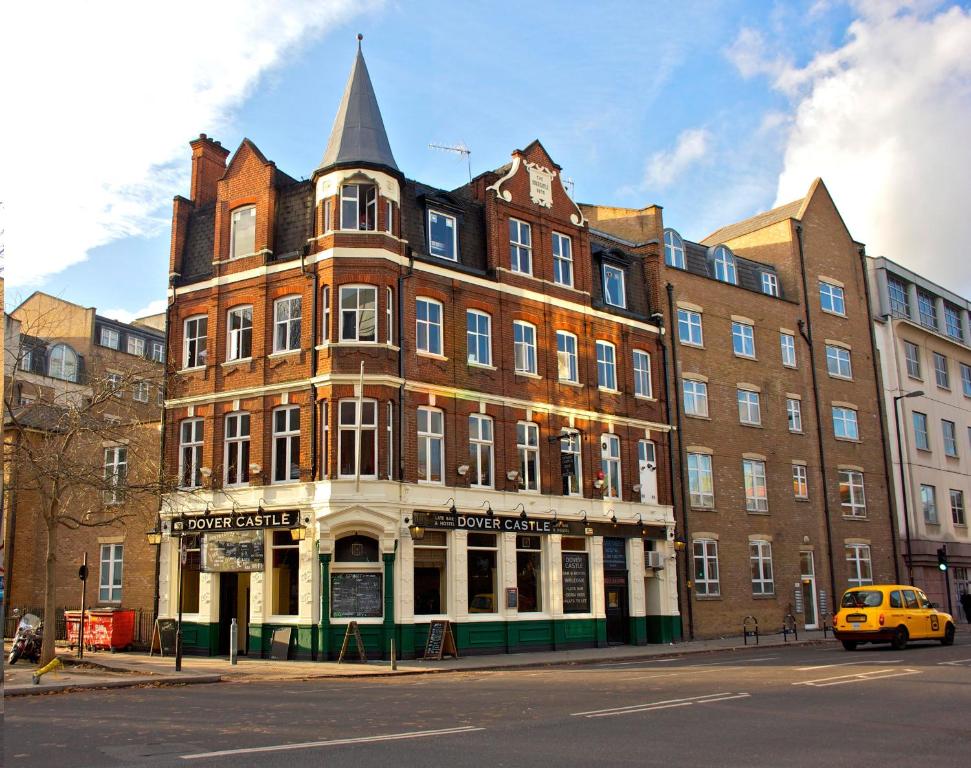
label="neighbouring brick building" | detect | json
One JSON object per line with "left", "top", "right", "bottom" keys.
{"left": 3, "top": 292, "right": 165, "bottom": 630}
{"left": 583, "top": 181, "right": 898, "bottom": 638}
{"left": 160, "top": 43, "right": 679, "bottom": 660}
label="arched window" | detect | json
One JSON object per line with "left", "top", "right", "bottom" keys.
{"left": 48, "top": 344, "right": 78, "bottom": 382}
{"left": 712, "top": 246, "right": 737, "bottom": 285}
{"left": 663, "top": 229, "right": 685, "bottom": 269}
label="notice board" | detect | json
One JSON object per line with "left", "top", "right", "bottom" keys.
{"left": 201, "top": 531, "right": 264, "bottom": 572}
{"left": 562, "top": 552, "right": 590, "bottom": 613}
{"left": 330, "top": 572, "right": 383, "bottom": 618}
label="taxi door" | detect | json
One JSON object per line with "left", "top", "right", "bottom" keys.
{"left": 901, "top": 589, "right": 924, "bottom": 638}
{"left": 917, "top": 590, "right": 941, "bottom": 638}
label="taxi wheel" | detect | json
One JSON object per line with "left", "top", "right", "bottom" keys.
{"left": 941, "top": 623, "right": 955, "bottom": 646}
{"left": 841, "top": 640, "right": 858, "bottom": 651}
{"left": 890, "top": 626, "right": 908, "bottom": 651}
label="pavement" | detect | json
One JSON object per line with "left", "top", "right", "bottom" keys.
{"left": 3, "top": 625, "right": 840, "bottom": 696}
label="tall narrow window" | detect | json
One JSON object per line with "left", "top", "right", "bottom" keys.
{"left": 416, "top": 298, "right": 443, "bottom": 356}
{"left": 743, "top": 459, "right": 768, "bottom": 512}
{"left": 387, "top": 401, "right": 394, "bottom": 479}
{"left": 230, "top": 205, "right": 256, "bottom": 258}
{"left": 467, "top": 310, "right": 492, "bottom": 366}
{"left": 179, "top": 418, "right": 204, "bottom": 489}
{"left": 417, "top": 407, "right": 444, "bottom": 484}
{"left": 602, "top": 264, "right": 626, "bottom": 308}
{"left": 339, "top": 286, "right": 377, "bottom": 342}
{"left": 385, "top": 199, "right": 394, "bottom": 234}
{"left": 750, "top": 541, "right": 774, "bottom": 595}
{"left": 560, "top": 431, "right": 582, "bottom": 496}
{"left": 950, "top": 489, "right": 966, "bottom": 525}
{"left": 428, "top": 210, "right": 457, "bottom": 260}
{"left": 780, "top": 333, "right": 796, "bottom": 367}
{"left": 271, "top": 530, "right": 299, "bottom": 616}
{"left": 338, "top": 399, "right": 377, "bottom": 478}
{"left": 664, "top": 229, "right": 685, "bottom": 269}
{"left": 942, "top": 420, "right": 958, "bottom": 457}
{"left": 917, "top": 289, "right": 937, "bottom": 328}
{"left": 887, "top": 277, "right": 909, "bottom": 316}
{"left": 133, "top": 381, "right": 150, "bottom": 403}
{"left": 386, "top": 287, "right": 393, "bottom": 344}
{"left": 913, "top": 411, "right": 930, "bottom": 450}
{"left": 638, "top": 440, "right": 658, "bottom": 504}
{"left": 518, "top": 422, "right": 540, "bottom": 492}
{"left": 787, "top": 398, "right": 803, "bottom": 432}
{"left": 183, "top": 316, "right": 208, "bottom": 369}
{"left": 960, "top": 363, "right": 971, "bottom": 396}
{"left": 826, "top": 345, "right": 852, "bottom": 378}
{"left": 273, "top": 296, "right": 301, "bottom": 353}
{"left": 272, "top": 406, "right": 300, "bottom": 483}
{"left": 832, "top": 407, "right": 859, "bottom": 440}
{"left": 687, "top": 453, "right": 714, "bottom": 508}
{"left": 596, "top": 340, "right": 617, "bottom": 390}
{"left": 678, "top": 309, "right": 703, "bottom": 346}
{"left": 224, "top": 412, "right": 250, "bottom": 487}
{"left": 904, "top": 341, "right": 921, "bottom": 378}
{"left": 509, "top": 219, "right": 532, "bottom": 275}
{"left": 99, "top": 544, "right": 124, "bottom": 603}
{"left": 732, "top": 322, "right": 755, "bottom": 358}
{"left": 601, "top": 433, "right": 621, "bottom": 499}
{"left": 737, "top": 389, "right": 761, "bottom": 426}
{"left": 712, "top": 246, "right": 737, "bottom": 284}
{"left": 693, "top": 539, "right": 720, "bottom": 596}
{"left": 150, "top": 341, "right": 164, "bottom": 363}
{"left": 103, "top": 446, "right": 128, "bottom": 504}
{"left": 846, "top": 544, "right": 873, "bottom": 587}
{"left": 513, "top": 321, "right": 537, "bottom": 375}
{"left": 839, "top": 470, "right": 866, "bottom": 517}
{"left": 921, "top": 484, "right": 938, "bottom": 524}
{"left": 414, "top": 530, "right": 447, "bottom": 615}
{"left": 552, "top": 232, "right": 573, "bottom": 287}
{"left": 340, "top": 183, "right": 376, "bottom": 231}
{"left": 467, "top": 533, "right": 498, "bottom": 614}
{"left": 322, "top": 286, "right": 331, "bottom": 343}
{"left": 819, "top": 281, "right": 846, "bottom": 315}
{"left": 683, "top": 379, "right": 709, "bottom": 417}
{"left": 944, "top": 303, "right": 963, "bottom": 341}
{"left": 633, "top": 350, "right": 651, "bottom": 397}
{"left": 516, "top": 535, "right": 543, "bottom": 612}
{"left": 933, "top": 352, "right": 950, "bottom": 389}
{"left": 227, "top": 306, "right": 253, "bottom": 361}
{"left": 468, "top": 414, "right": 494, "bottom": 488}
{"left": 792, "top": 464, "right": 809, "bottom": 499}
{"left": 556, "top": 331, "right": 578, "bottom": 383}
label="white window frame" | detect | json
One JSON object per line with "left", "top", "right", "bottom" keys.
{"left": 780, "top": 333, "right": 797, "bottom": 367}
{"left": 271, "top": 405, "right": 301, "bottom": 484}
{"left": 416, "top": 297, "right": 444, "bottom": 356}
{"left": 737, "top": 389, "right": 761, "bottom": 425}
{"left": 322, "top": 285, "right": 331, "bottom": 343}
{"left": 750, "top": 540, "right": 774, "bottom": 595}
{"left": 101, "top": 327, "right": 120, "bottom": 349}
{"left": 227, "top": 305, "right": 253, "bottom": 361}
{"left": 761, "top": 273, "right": 779, "bottom": 297}
{"left": 596, "top": 340, "right": 617, "bottom": 391}
{"left": 819, "top": 281, "right": 846, "bottom": 316}
{"left": 386, "top": 287, "right": 393, "bottom": 345}
{"left": 179, "top": 417, "right": 204, "bottom": 489}
{"left": 693, "top": 539, "right": 720, "bottom": 596}
{"left": 417, "top": 406, "right": 445, "bottom": 484}
{"left": 921, "top": 484, "right": 938, "bottom": 524}
{"left": 103, "top": 445, "right": 128, "bottom": 504}
{"left": 786, "top": 398, "right": 803, "bottom": 432}
{"left": 518, "top": 421, "right": 541, "bottom": 492}
{"left": 230, "top": 205, "right": 256, "bottom": 259}
{"left": 832, "top": 407, "right": 859, "bottom": 440}
{"left": 337, "top": 398, "right": 378, "bottom": 479}
{"left": 133, "top": 380, "right": 150, "bottom": 403}
{"left": 687, "top": 453, "right": 714, "bottom": 508}
{"left": 712, "top": 246, "right": 737, "bottom": 284}
{"left": 509, "top": 218, "right": 532, "bottom": 275}
{"left": 792, "top": 464, "right": 809, "bottom": 499}
{"left": 743, "top": 459, "right": 768, "bottom": 512}
{"left": 678, "top": 309, "right": 703, "bottom": 346}
{"left": 224, "top": 411, "right": 251, "bottom": 487}
{"left": 385, "top": 199, "right": 394, "bottom": 234}
{"left": 904, "top": 341, "right": 921, "bottom": 378}
{"left": 127, "top": 336, "right": 145, "bottom": 356}
{"left": 183, "top": 315, "right": 208, "bottom": 369}
{"left": 469, "top": 413, "right": 494, "bottom": 489}
{"left": 48, "top": 344, "right": 79, "bottom": 381}
{"left": 732, "top": 321, "right": 755, "bottom": 358}
{"left": 339, "top": 285, "right": 377, "bottom": 343}
{"left": 273, "top": 295, "right": 302, "bottom": 353}
{"left": 602, "top": 264, "right": 626, "bottom": 308}
{"left": 552, "top": 232, "right": 573, "bottom": 287}
{"left": 427, "top": 209, "right": 458, "bottom": 261}
{"left": 340, "top": 182, "right": 377, "bottom": 231}
{"left": 960, "top": 363, "right": 971, "bottom": 397}
{"left": 561, "top": 430, "right": 582, "bottom": 496}
{"left": 664, "top": 229, "right": 685, "bottom": 269}
{"left": 846, "top": 544, "right": 873, "bottom": 587}
{"left": 944, "top": 303, "right": 963, "bottom": 341}
{"left": 601, "top": 433, "right": 621, "bottom": 499}
{"left": 683, "top": 379, "right": 709, "bottom": 417}
{"left": 513, "top": 320, "right": 537, "bottom": 375}
{"left": 150, "top": 341, "right": 164, "bottom": 363}
{"left": 839, "top": 470, "right": 867, "bottom": 517}
{"left": 99, "top": 543, "right": 124, "bottom": 603}
{"left": 556, "top": 330, "right": 578, "bottom": 383}
{"left": 826, "top": 345, "right": 852, "bottom": 379}
{"left": 917, "top": 289, "right": 937, "bottom": 328}
{"left": 633, "top": 350, "right": 652, "bottom": 398}
{"left": 467, "top": 310, "right": 492, "bottom": 366}
{"left": 950, "top": 489, "right": 966, "bottom": 526}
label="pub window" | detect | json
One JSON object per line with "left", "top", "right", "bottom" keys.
{"left": 560, "top": 537, "right": 590, "bottom": 614}
{"left": 180, "top": 535, "right": 201, "bottom": 613}
{"left": 467, "top": 532, "right": 498, "bottom": 614}
{"left": 338, "top": 398, "right": 377, "bottom": 478}
{"left": 516, "top": 535, "right": 542, "bottom": 613}
{"left": 560, "top": 431, "right": 582, "bottom": 496}
{"left": 332, "top": 534, "right": 383, "bottom": 620}
{"left": 271, "top": 530, "right": 299, "bottom": 616}
{"left": 414, "top": 530, "right": 448, "bottom": 615}
{"left": 340, "top": 183, "right": 377, "bottom": 231}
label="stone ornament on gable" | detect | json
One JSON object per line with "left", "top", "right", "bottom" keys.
{"left": 485, "top": 156, "right": 521, "bottom": 202}
{"left": 525, "top": 161, "right": 554, "bottom": 209}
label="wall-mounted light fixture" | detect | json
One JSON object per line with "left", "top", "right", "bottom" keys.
{"left": 457, "top": 464, "right": 470, "bottom": 477}
{"left": 506, "top": 469, "right": 520, "bottom": 482}
{"left": 513, "top": 503, "right": 527, "bottom": 521}
{"left": 403, "top": 516, "right": 426, "bottom": 541}
{"left": 481, "top": 500, "right": 494, "bottom": 517}
{"left": 445, "top": 497, "right": 457, "bottom": 516}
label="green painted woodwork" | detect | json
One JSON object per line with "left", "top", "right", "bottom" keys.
{"left": 646, "top": 614, "right": 682, "bottom": 644}
{"left": 318, "top": 553, "right": 331, "bottom": 661}
{"left": 179, "top": 622, "right": 218, "bottom": 655}
{"left": 629, "top": 615, "right": 648, "bottom": 645}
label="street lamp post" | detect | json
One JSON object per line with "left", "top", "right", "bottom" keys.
{"left": 175, "top": 533, "right": 185, "bottom": 672}
{"left": 892, "top": 389, "right": 923, "bottom": 585}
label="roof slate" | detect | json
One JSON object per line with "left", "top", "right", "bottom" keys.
{"left": 701, "top": 199, "right": 802, "bottom": 246}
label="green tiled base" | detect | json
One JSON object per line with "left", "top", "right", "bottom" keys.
{"left": 646, "top": 614, "right": 682, "bottom": 644}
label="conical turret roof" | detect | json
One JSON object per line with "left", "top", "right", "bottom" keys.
{"left": 317, "top": 41, "right": 398, "bottom": 175}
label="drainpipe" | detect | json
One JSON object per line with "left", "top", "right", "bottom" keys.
{"left": 397, "top": 248, "right": 415, "bottom": 481}
{"left": 301, "top": 245, "right": 319, "bottom": 481}
{"left": 794, "top": 223, "right": 837, "bottom": 606}
{"left": 153, "top": 276, "right": 178, "bottom": 622}
{"left": 665, "top": 282, "right": 693, "bottom": 640}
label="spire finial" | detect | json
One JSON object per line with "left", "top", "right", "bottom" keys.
{"left": 357, "top": 33, "right": 363, "bottom": 50}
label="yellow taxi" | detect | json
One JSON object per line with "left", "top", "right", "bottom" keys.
{"left": 833, "top": 584, "right": 955, "bottom": 651}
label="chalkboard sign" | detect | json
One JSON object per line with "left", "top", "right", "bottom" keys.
{"left": 560, "top": 453, "right": 575, "bottom": 476}
{"left": 422, "top": 619, "right": 458, "bottom": 660}
{"left": 603, "top": 537, "right": 627, "bottom": 570}
{"left": 331, "top": 572, "right": 383, "bottom": 618}
{"left": 202, "top": 531, "right": 264, "bottom": 572}
{"left": 270, "top": 627, "right": 292, "bottom": 660}
{"left": 150, "top": 618, "right": 178, "bottom": 657}
{"left": 562, "top": 552, "right": 590, "bottom": 613}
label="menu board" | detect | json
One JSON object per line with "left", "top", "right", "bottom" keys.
{"left": 603, "top": 537, "right": 628, "bottom": 570}
{"left": 562, "top": 552, "right": 590, "bottom": 614}
{"left": 201, "top": 531, "right": 264, "bottom": 572}
{"left": 331, "top": 572, "right": 383, "bottom": 618}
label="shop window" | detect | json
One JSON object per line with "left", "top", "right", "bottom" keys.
{"left": 516, "top": 535, "right": 542, "bottom": 613}
{"left": 180, "top": 536, "right": 201, "bottom": 613}
{"left": 271, "top": 530, "right": 299, "bottom": 616}
{"left": 338, "top": 399, "right": 377, "bottom": 478}
{"left": 414, "top": 530, "right": 447, "bottom": 615}
{"left": 560, "top": 537, "right": 590, "bottom": 613}
{"left": 467, "top": 532, "right": 498, "bottom": 614}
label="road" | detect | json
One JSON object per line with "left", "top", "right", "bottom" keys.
{"left": 5, "top": 639, "right": 971, "bottom": 767}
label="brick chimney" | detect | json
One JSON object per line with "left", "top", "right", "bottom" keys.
{"left": 189, "top": 134, "right": 229, "bottom": 205}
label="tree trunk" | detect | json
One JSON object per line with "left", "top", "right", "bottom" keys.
{"left": 40, "top": 519, "right": 58, "bottom": 666}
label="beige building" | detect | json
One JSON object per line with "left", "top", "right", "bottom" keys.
{"left": 869, "top": 257, "right": 971, "bottom": 618}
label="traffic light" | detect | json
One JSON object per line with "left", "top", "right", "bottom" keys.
{"left": 937, "top": 546, "right": 948, "bottom": 572}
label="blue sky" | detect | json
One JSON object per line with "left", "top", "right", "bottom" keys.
{"left": 4, "top": 1, "right": 970, "bottom": 319}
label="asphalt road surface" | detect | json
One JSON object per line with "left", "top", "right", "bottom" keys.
{"left": 5, "top": 639, "right": 971, "bottom": 767}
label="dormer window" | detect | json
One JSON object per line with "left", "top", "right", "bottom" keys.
{"left": 664, "top": 229, "right": 685, "bottom": 270}
{"left": 712, "top": 246, "right": 737, "bottom": 285}
{"left": 341, "top": 183, "right": 377, "bottom": 231}
{"left": 230, "top": 205, "right": 256, "bottom": 259}
{"left": 761, "top": 272, "right": 779, "bottom": 297}
{"left": 49, "top": 344, "right": 79, "bottom": 382}
{"left": 602, "top": 264, "right": 626, "bottom": 308}
{"left": 428, "top": 210, "right": 457, "bottom": 261}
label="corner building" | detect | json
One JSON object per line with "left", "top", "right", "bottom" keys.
{"left": 160, "top": 46, "right": 678, "bottom": 659}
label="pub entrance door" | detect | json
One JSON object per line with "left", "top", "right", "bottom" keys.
{"left": 604, "top": 573, "right": 629, "bottom": 645}
{"left": 218, "top": 572, "right": 250, "bottom": 655}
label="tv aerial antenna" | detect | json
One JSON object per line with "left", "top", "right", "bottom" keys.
{"left": 429, "top": 142, "right": 472, "bottom": 184}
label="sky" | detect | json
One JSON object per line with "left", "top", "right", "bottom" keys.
{"left": 3, "top": 0, "right": 970, "bottom": 321}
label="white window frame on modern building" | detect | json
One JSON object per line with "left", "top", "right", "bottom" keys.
{"left": 339, "top": 285, "right": 377, "bottom": 343}
{"left": 921, "top": 484, "right": 938, "bottom": 524}
{"left": 416, "top": 297, "right": 444, "bottom": 356}
{"left": 944, "top": 303, "right": 963, "bottom": 341}
{"left": 951, "top": 489, "right": 966, "bottom": 526}
{"left": 839, "top": 470, "right": 867, "bottom": 517}
{"left": 127, "top": 336, "right": 145, "bottom": 357}
{"left": 226, "top": 305, "right": 253, "bottom": 361}
{"left": 737, "top": 389, "right": 762, "bottom": 426}
{"left": 133, "top": 380, "right": 150, "bottom": 403}
{"left": 183, "top": 315, "right": 208, "bottom": 370}
{"left": 961, "top": 363, "right": 971, "bottom": 397}
{"left": 826, "top": 345, "right": 852, "bottom": 379}
{"left": 693, "top": 539, "right": 720, "bottom": 596}
{"left": 633, "top": 350, "right": 652, "bottom": 398}
{"left": 273, "top": 295, "right": 302, "bottom": 353}
{"left": 832, "top": 406, "right": 859, "bottom": 440}
{"left": 664, "top": 229, "right": 685, "bottom": 269}
{"left": 750, "top": 540, "right": 774, "bottom": 595}
{"left": 933, "top": 352, "right": 949, "bottom": 389}
{"left": 683, "top": 379, "right": 709, "bottom": 418}
{"left": 780, "top": 332, "right": 797, "bottom": 368}
{"left": 99, "top": 543, "right": 124, "bottom": 603}
{"left": 552, "top": 232, "right": 573, "bottom": 287}
{"left": 468, "top": 413, "right": 494, "bottom": 489}
{"left": 513, "top": 320, "right": 537, "bottom": 375}
{"left": 338, "top": 399, "right": 377, "bottom": 479}
{"left": 596, "top": 340, "right": 617, "bottom": 391}
{"left": 179, "top": 418, "right": 204, "bottom": 489}
{"left": 912, "top": 411, "right": 930, "bottom": 451}
{"left": 561, "top": 430, "right": 582, "bottom": 496}
{"left": 509, "top": 218, "right": 532, "bottom": 275}
{"left": 678, "top": 309, "right": 703, "bottom": 346}
{"left": 732, "top": 322, "right": 756, "bottom": 358}
{"left": 712, "top": 246, "right": 737, "bottom": 285}
{"left": 887, "top": 276, "right": 909, "bottom": 316}
{"left": 819, "top": 281, "right": 846, "bottom": 316}
{"left": 103, "top": 445, "right": 128, "bottom": 504}
{"left": 792, "top": 464, "right": 809, "bottom": 499}
{"left": 224, "top": 412, "right": 250, "bottom": 487}
{"left": 904, "top": 341, "right": 921, "bottom": 379}
{"left": 230, "top": 205, "right": 256, "bottom": 259}
{"left": 942, "top": 419, "right": 958, "bottom": 457}
{"left": 786, "top": 398, "right": 803, "bottom": 432}
{"left": 271, "top": 405, "right": 301, "bottom": 484}
{"left": 916, "top": 288, "right": 937, "bottom": 329}
{"left": 601, "top": 433, "right": 622, "bottom": 499}
{"left": 340, "top": 183, "right": 377, "bottom": 231}
{"left": 556, "top": 330, "right": 579, "bottom": 383}
{"left": 687, "top": 453, "right": 714, "bottom": 508}
{"left": 427, "top": 210, "right": 458, "bottom": 261}
{"left": 602, "top": 264, "right": 626, "bottom": 308}
{"left": 100, "top": 327, "right": 120, "bottom": 349}
{"left": 467, "top": 310, "right": 492, "bottom": 366}
{"left": 743, "top": 459, "right": 768, "bottom": 512}
{"left": 417, "top": 406, "right": 444, "bottom": 484}
{"left": 846, "top": 544, "right": 873, "bottom": 587}
{"left": 761, "top": 273, "right": 779, "bottom": 297}
{"left": 518, "top": 422, "right": 541, "bottom": 492}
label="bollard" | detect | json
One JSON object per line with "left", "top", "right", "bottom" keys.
{"left": 391, "top": 638, "right": 397, "bottom": 671}
{"left": 230, "top": 618, "right": 238, "bottom": 665}
{"left": 32, "top": 657, "right": 63, "bottom": 685}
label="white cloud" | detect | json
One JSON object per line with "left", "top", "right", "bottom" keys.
{"left": 100, "top": 299, "right": 169, "bottom": 325}
{"left": 0, "top": 1, "right": 379, "bottom": 288}
{"left": 774, "top": 2, "right": 971, "bottom": 292}
{"left": 642, "top": 128, "right": 712, "bottom": 190}
{"left": 725, "top": 27, "right": 790, "bottom": 81}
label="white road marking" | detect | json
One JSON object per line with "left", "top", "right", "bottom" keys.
{"left": 738, "top": 656, "right": 778, "bottom": 663}
{"left": 797, "top": 659, "right": 902, "bottom": 671}
{"left": 937, "top": 658, "right": 971, "bottom": 666}
{"left": 573, "top": 692, "right": 748, "bottom": 718}
{"left": 179, "top": 726, "right": 485, "bottom": 760}
{"left": 696, "top": 693, "right": 752, "bottom": 704}
{"left": 793, "top": 668, "right": 920, "bottom": 687}
{"left": 590, "top": 658, "right": 679, "bottom": 667}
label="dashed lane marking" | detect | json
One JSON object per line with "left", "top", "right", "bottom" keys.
{"left": 797, "top": 659, "right": 902, "bottom": 671}
{"left": 793, "top": 668, "right": 920, "bottom": 687}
